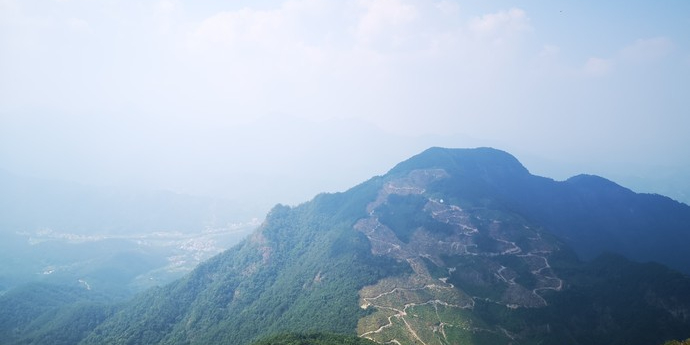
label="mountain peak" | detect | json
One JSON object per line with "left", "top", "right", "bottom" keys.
{"left": 566, "top": 174, "right": 630, "bottom": 191}
{"left": 388, "top": 147, "right": 529, "bottom": 178}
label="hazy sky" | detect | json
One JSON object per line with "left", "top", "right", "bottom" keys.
{"left": 2, "top": 0, "right": 689, "bottom": 214}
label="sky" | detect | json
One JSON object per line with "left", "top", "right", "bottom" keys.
{"left": 1, "top": 0, "right": 690, "bottom": 216}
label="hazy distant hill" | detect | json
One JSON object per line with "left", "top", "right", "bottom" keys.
{"left": 0, "top": 169, "right": 252, "bottom": 235}
{"left": 0, "top": 170, "right": 256, "bottom": 298}
{"left": 3, "top": 147, "right": 690, "bottom": 345}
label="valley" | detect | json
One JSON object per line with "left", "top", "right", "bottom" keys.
{"left": 1, "top": 219, "right": 258, "bottom": 296}
{"left": 0, "top": 170, "right": 261, "bottom": 296}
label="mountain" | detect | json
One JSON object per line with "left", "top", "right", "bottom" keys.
{"left": 0, "top": 282, "right": 118, "bottom": 345}
{"left": 387, "top": 147, "right": 690, "bottom": 274}
{"left": 4, "top": 147, "right": 690, "bottom": 345}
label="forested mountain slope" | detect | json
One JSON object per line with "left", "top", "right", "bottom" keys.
{"left": 5, "top": 147, "right": 689, "bottom": 345}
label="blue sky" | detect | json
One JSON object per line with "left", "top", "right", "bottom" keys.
{"left": 1, "top": 0, "right": 689, "bottom": 211}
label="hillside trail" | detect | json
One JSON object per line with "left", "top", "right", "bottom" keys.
{"left": 356, "top": 169, "right": 564, "bottom": 344}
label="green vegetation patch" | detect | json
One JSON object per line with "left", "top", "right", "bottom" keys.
{"left": 251, "top": 332, "right": 377, "bottom": 345}
{"left": 443, "top": 255, "right": 507, "bottom": 301}
{"left": 376, "top": 194, "right": 454, "bottom": 243}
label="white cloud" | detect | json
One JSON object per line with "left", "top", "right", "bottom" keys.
{"left": 572, "top": 37, "right": 674, "bottom": 78}
{"left": 620, "top": 36, "right": 674, "bottom": 63}
{"left": 0, "top": 1, "right": 537, "bottom": 129}
{"left": 153, "top": 0, "right": 179, "bottom": 35}
{"left": 583, "top": 57, "right": 613, "bottom": 77}
{"left": 67, "top": 17, "right": 90, "bottom": 32}
{"left": 538, "top": 44, "right": 560, "bottom": 60}
{"left": 188, "top": 8, "right": 286, "bottom": 48}
{"left": 435, "top": 0, "right": 459, "bottom": 16}
{"left": 468, "top": 8, "right": 531, "bottom": 40}
{"left": 355, "top": 0, "right": 418, "bottom": 46}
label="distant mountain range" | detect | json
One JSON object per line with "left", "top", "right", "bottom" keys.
{"left": 0, "top": 169, "right": 254, "bottom": 235}
{"left": 0, "top": 170, "right": 256, "bottom": 297}
{"left": 2, "top": 147, "right": 689, "bottom": 345}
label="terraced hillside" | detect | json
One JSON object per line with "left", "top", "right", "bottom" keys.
{"left": 356, "top": 168, "right": 566, "bottom": 344}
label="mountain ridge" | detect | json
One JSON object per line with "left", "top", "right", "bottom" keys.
{"left": 3, "top": 147, "right": 690, "bottom": 345}
{"left": 386, "top": 147, "right": 690, "bottom": 273}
